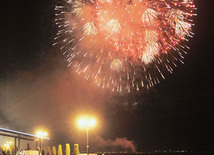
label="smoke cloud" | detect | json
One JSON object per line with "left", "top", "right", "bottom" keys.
{"left": 92, "top": 136, "right": 136, "bottom": 152}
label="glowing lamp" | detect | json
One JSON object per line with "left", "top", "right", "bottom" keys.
{"left": 76, "top": 115, "right": 97, "bottom": 155}
{"left": 77, "top": 116, "right": 96, "bottom": 129}
{"left": 36, "top": 131, "right": 47, "bottom": 138}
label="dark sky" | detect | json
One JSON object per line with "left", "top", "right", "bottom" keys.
{"left": 1, "top": 0, "right": 214, "bottom": 152}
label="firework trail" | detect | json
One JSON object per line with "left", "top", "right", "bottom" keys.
{"left": 54, "top": 0, "right": 196, "bottom": 92}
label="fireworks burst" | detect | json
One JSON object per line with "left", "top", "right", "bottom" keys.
{"left": 54, "top": 0, "right": 196, "bottom": 92}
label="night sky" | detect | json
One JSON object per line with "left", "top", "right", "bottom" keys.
{"left": 1, "top": 0, "right": 214, "bottom": 152}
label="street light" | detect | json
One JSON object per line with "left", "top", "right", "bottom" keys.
{"left": 4, "top": 141, "right": 12, "bottom": 149}
{"left": 77, "top": 116, "right": 97, "bottom": 155}
{"left": 34, "top": 139, "right": 39, "bottom": 150}
{"left": 3, "top": 141, "right": 12, "bottom": 153}
{"left": 36, "top": 131, "right": 47, "bottom": 154}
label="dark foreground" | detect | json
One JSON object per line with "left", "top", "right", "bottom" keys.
{"left": 96, "top": 151, "right": 214, "bottom": 155}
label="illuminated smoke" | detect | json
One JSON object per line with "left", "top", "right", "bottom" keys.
{"left": 93, "top": 136, "right": 136, "bottom": 152}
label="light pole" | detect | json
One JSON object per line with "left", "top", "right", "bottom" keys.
{"left": 86, "top": 127, "right": 89, "bottom": 155}
{"left": 34, "top": 139, "right": 39, "bottom": 150}
{"left": 77, "top": 116, "right": 96, "bottom": 155}
{"left": 36, "top": 131, "right": 47, "bottom": 155}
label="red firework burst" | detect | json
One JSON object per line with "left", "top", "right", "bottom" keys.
{"left": 54, "top": 0, "right": 196, "bottom": 92}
